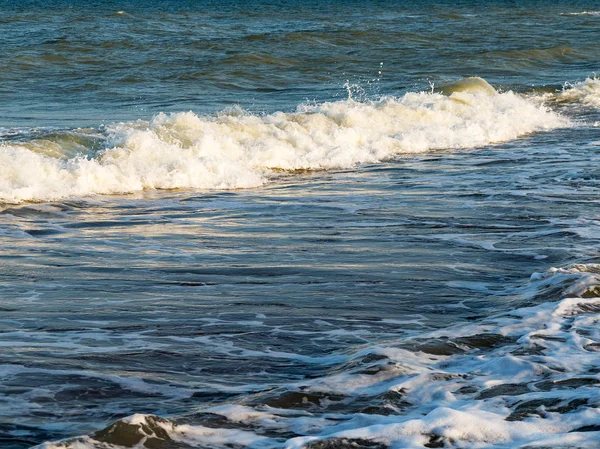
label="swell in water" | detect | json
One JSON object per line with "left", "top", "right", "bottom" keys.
{"left": 35, "top": 263, "right": 600, "bottom": 449}
{"left": 0, "top": 77, "right": 580, "bottom": 204}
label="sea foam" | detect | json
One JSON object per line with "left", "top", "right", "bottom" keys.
{"left": 1, "top": 79, "right": 566, "bottom": 203}
{"left": 34, "top": 262, "right": 600, "bottom": 449}
{"left": 557, "top": 76, "right": 600, "bottom": 107}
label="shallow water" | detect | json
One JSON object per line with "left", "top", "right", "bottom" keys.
{"left": 1, "top": 1, "right": 600, "bottom": 448}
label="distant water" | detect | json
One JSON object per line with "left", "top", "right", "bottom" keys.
{"left": 1, "top": 1, "right": 600, "bottom": 448}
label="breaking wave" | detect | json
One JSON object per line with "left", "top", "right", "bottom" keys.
{"left": 561, "top": 11, "right": 600, "bottom": 16}
{"left": 556, "top": 76, "right": 600, "bottom": 108}
{"left": 0, "top": 78, "right": 567, "bottom": 204}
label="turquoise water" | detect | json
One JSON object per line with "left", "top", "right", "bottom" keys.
{"left": 1, "top": 1, "right": 600, "bottom": 448}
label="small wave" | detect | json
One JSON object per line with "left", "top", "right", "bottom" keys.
{"left": 0, "top": 78, "right": 566, "bottom": 204}
{"left": 485, "top": 45, "right": 593, "bottom": 69}
{"left": 556, "top": 76, "right": 600, "bottom": 108}
{"left": 561, "top": 11, "right": 600, "bottom": 16}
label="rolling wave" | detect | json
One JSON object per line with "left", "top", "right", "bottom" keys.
{"left": 0, "top": 78, "right": 567, "bottom": 204}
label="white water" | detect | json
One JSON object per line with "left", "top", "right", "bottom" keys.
{"left": 0, "top": 79, "right": 567, "bottom": 203}
{"left": 558, "top": 76, "right": 600, "bottom": 108}
{"left": 35, "top": 263, "right": 600, "bottom": 449}
{"left": 561, "top": 11, "right": 600, "bottom": 16}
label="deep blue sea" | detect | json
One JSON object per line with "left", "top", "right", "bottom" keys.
{"left": 2, "top": 1, "right": 600, "bottom": 448}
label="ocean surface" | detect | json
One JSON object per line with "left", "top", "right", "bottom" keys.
{"left": 1, "top": 1, "right": 600, "bottom": 448}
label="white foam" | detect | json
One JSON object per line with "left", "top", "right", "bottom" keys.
{"left": 557, "top": 76, "right": 600, "bottom": 107}
{"left": 0, "top": 80, "right": 566, "bottom": 203}
{"left": 33, "top": 263, "right": 600, "bottom": 448}
{"left": 37, "top": 413, "right": 269, "bottom": 449}
{"left": 280, "top": 297, "right": 600, "bottom": 448}
{"left": 561, "top": 11, "right": 600, "bottom": 16}
{"left": 258, "top": 264, "right": 600, "bottom": 448}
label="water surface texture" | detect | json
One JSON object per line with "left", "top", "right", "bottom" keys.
{"left": 2, "top": 1, "right": 600, "bottom": 448}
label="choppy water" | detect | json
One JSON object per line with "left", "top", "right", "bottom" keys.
{"left": 2, "top": 1, "right": 600, "bottom": 448}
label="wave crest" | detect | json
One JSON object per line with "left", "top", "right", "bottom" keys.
{"left": 1, "top": 81, "right": 566, "bottom": 203}
{"left": 557, "top": 76, "right": 600, "bottom": 107}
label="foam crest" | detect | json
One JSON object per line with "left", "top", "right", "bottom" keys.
{"left": 561, "top": 11, "right": 600, "bottom": 16}
{"left": 556, "top": 76, "right": 600, "bottom": 107}
{"left": 37, "top": 414, "right": 268, "bottom": 449}
{"left": 1, "top": 81, "right": 566, "bottom": 203}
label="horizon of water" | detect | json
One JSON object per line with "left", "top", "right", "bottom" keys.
{"left": 2, "top": 1, "right": 600, "bottom": 449}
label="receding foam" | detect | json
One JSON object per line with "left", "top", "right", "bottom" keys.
{"left": 557, "top": 76, "right": 600, "bottom": 107}
{"left": 29, "top": 261, "right": 600, "bottom": 449}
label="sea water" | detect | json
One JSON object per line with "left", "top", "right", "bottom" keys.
{"left": 1, "top": 1, "right": 600, "bottom": 448}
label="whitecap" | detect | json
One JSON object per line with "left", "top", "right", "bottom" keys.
{"left": 0, "top": 80, "right": 567, "bottom": 204}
